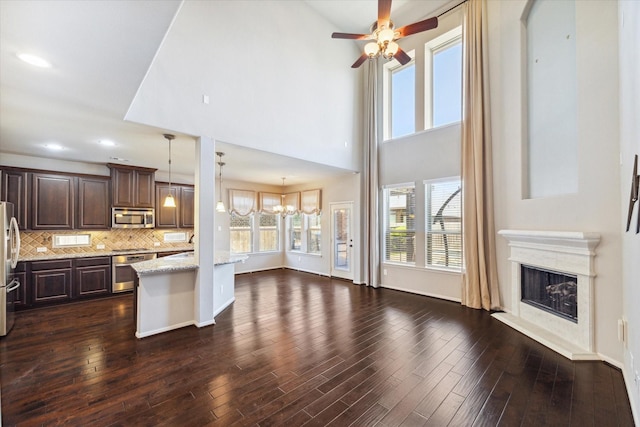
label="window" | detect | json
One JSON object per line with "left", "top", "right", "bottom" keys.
{"left": 383, "top": 26, "right": 462, "bottom": 140}
{"left": 390, "top": 61, "right": 415, "bottom": 139}
{"left": 425, "top": 178, "right": 462, "bottom": 270}
{"left": 426, "top": 27, "right": 462, "bottom": 129}
{"left": 258, "top": 213, "right": 279, "bottom": 252}
{"left": 230, "top": 213, "right": 252, "bottom": 254}
{"left": 289, "top": 213, "right": 302, "bottom": 251}
{"left": 307, "top": 213, "right": 321, "bottom": 254}
{"left": 384, "top": 185, "right": 416, "bottom": 264}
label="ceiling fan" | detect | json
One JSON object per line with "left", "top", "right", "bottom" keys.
{"left": 332, "top": 0, "right": 438, "bottom": 68}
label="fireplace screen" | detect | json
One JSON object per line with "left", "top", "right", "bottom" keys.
{"left": 521, "top": 265, "right": 578, "bottom": 322}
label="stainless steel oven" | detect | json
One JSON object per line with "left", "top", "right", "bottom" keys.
{"left": 112, "top": 252, "right": 156, "bottom": 293}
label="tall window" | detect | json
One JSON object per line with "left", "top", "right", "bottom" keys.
{"left": 258, "top": 213, "right": 279, "bottom": 252}
{"left": 426, "top": 27, "right": 462, "bottom": 129}
{"left": 425, "top": 179, "right": 462, "bottom": 270}
{"left": 307, "top": 213, "right": 321, "bottom": 254}
{"left": 390, "top": 62, "right": 416, "bottom": 139}
{"left": 289, "top": 213, "right": 302, "bottom": 251}
{"left": 230, "top": 213, "right": 252, "bottom": 254}
{"left": 384, "top": 185, "right": 416, "bottom": 264}
{"left": 432, "top": 40, "right": 462, "bottom": 127}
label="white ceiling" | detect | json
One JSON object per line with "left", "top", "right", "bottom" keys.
{"left": 0, "top": 0, "right": 450, "bottom": 186}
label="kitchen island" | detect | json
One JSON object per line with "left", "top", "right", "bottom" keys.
{"left": 131, "top": 251, "right": 247, "bottom": 338}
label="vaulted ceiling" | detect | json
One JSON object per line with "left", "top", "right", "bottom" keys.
{"left": 0, "top": 0, "right": 450, "bottom": 185}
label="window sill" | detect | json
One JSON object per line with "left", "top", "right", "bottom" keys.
{"left": 383, "top": 262, "right": 463, "bottom": 276}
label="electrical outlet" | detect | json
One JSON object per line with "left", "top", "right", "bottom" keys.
{"left": 96, "top": 244, "right": 105, "bottom": 249}
{"left": 383, "top": 269, "right": 387, "bottom": 276}
{"left": 298, "top": 256, "right": 301, "bottom": 262}
{"left": 36, "top": 247, "right": 47, "bottom": 253}
{"left": 220, "top": 285, "right": 223, "bottom": 294}
{"left": 154, "top": 242, "right": 160, "bottom": 247}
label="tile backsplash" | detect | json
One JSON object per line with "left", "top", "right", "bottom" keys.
{"left": 20, "top": 228, "right": 194, "bottom": 258}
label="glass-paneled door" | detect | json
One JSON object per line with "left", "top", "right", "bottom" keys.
{"left": 331, "top": 202, "right": 353, "bottom": 280}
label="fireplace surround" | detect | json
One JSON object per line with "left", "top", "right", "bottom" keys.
{"left": 494, "top": 230, "right": 601, "bottom": 360}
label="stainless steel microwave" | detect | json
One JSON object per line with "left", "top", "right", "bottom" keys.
{"left": 112, "top": 208, "right": 155, "bottom": 229}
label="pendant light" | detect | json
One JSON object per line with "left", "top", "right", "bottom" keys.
{"left": 216, "top": 152, "right": 226, "bottom": 212}
{"left": 163, "top": 134, "right": 176, "bottom": 208}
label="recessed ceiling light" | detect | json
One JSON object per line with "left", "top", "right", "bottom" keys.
{"left": 44, "top": 143, "right": 64, "bottom": 150}
{"left": 17, "top": 53, "right": 51, "bottom": 68}
{"left": 98, "top": 139, "right": 116, "bottom": 147}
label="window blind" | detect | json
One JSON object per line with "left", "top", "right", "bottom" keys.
{"left": 229, "top": 189, "right": 256, "bottom": 217}
{"left": 258, "top": 192, "right": 281, "bottom": 214}
{"left": 300, "top": 189, "right": 321, "bottom": 215}
{"left": 384, "top": 185, "right": 416, "bottom": 264}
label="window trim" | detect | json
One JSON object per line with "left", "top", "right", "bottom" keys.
{"left": 424, "top": 26, "right": 462, "bottom": 130}
{"left": 382, "top": 51, "right": 416, "bottom": 141}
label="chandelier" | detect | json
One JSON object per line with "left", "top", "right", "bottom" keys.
{"left": 273, "top": 177, "right": 296, "bottom": 215}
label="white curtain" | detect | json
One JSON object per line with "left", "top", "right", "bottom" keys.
{"left": 364, "top": 60, "right": 380, "bottom": 288}
{"left": 284, "top": 192, "right": 300, "bottom": 214}
{"left": 228, "top": 189, "right": 256, "bottom": 217}
{"left": 461, "top": 0, "right": 501, "bottom": 310}
{"left": 258, "top": 192, "right": 281, "bottom": 214}
{"left": 300, "top": 189, "right": 321, "bottom": 215}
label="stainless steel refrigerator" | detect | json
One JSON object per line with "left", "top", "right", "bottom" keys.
{"left": 1, "top": 202, "right": 21, "bottom": 337}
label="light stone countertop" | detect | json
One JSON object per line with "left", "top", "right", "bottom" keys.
{"left": 131, "top": 251, "right": 248, "bottom": 276}
{"left": 19, "top": 246, "right": 195, "bottom": 262}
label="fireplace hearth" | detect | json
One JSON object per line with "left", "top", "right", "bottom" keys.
{"left": 521, "top": 265, "right": 578, "bottom": 322}
{"left": 494, "top": 230, "right": 600, "bottom": 360}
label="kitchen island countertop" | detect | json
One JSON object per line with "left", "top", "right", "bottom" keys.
{"left": 131, "top": 251, "right": 248, "bottom": 276}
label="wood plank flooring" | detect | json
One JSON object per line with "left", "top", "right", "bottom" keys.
{"left": 0, "top": 269, "right": 634, "bottom": 426}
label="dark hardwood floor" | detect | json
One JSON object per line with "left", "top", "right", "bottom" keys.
{"left": 0, "top": 269, "right": 634, "bottom": 426}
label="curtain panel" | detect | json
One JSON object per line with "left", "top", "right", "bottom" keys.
{"left": 228, "top": 189, "right": 256, "bottom": 217}
{"left": 461, "top": 0, "right": 501, "bottom": 310}
{"left": 300, "top": 189, "right": 321, "bottom": 215}
{"left": 258, "top": 192, "right": 281, "bottom": 214}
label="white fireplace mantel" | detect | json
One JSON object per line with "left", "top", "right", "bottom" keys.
{"left": 494, "top": 229, "right": 601, "bottom": 360}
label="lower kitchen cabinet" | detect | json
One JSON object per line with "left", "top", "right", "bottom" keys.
{"left": 31, "top": 259, "right": 73, "bottom": 305}
{"left": 13, "top": 262, "right": 28, "bottom": 309}
{"left": 19, "top": 256, "right": 114, "bottom": 309}
{"left": 73, "top": 257, "right": 111, "bottom": 297}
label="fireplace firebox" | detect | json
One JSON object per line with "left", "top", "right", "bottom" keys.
{"left": 521, "top": 265, "right": 577, "bottom": 322}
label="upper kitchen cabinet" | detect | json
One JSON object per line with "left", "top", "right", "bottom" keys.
{"left": 155, "top": 183, "right": 194, "bottom": 228}
{"left": 1, "top": 168, "right": 28, "bottom": 229}
{"left": 108, "top": 164, "right": 156, "bottom": 208}
{"left": 77, "top": 176, "right": 110, "bottom": 229}
{"left": 156, "top": 183, "right": 179, "bottom": 228}
{"left": 31, "top": 173, "right": 75, "bottom": 230}
{"left": 180, "top": 186, "right": 195, "bottom": 228}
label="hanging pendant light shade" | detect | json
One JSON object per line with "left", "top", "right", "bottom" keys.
{"left": 163, "top": 134, "right": 176, "bottom": 208}
{"left": 216, "top": 152, "right": 226, "bottom": 212}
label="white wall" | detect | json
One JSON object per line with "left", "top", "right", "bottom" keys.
{"left": 488, "top": 0, "right": 623, "bottom": 364}
{"left": 126, "top": 0, "right": 362, "bottom": 173}
{"left": 619, "top": 0, "right": 640, "bottom": 420}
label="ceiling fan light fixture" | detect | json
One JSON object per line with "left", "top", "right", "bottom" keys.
{"left": 378, "top": 28, "right": 395, "bottom": 44}
{"left": 364, "top": 42, "right": 380, "bottom": 58}
{"left": 384, "top": 41, "right": 399, "bottom": 58}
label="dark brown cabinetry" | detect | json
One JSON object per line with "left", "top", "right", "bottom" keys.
{"left": 31, "top": 173, "right": 75, "bottom": 230}
{"left": 13, "top": 262, "right": 28, "bottom": 309}
{"left": 73, "top": 257, "right": 111, "bottom": 297}
{"left": 30, "top": 259, "right": 73, "bottom": 305}
{"left": 108, "top": 164, "right": 156, "bottom": 208}
{"left": 155, "top": 183, "right": 194, "bottom": 228}
{"left": 180, "top": 186, "right": 195, "bottom": 228}
{"left": 1, "top": 169, "right": 28, "bottom": 229}
{"left": 77, "top": 177, "right": 110, "bottom": 229}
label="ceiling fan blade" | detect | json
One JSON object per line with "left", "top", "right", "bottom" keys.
{"left": 378, "top": 0, "right": 392, "bottom": 28}
{"left": 351, "top": 53, "right": 369, "bottom": 69}
{"left": 394, "top": 47, "right": 412, "bottom": 65}
{"left": 332, "top": 32, "right": 369, "bottom": 40}
{"left": 396, "top": 16, "right": 438, "bottom": 38}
